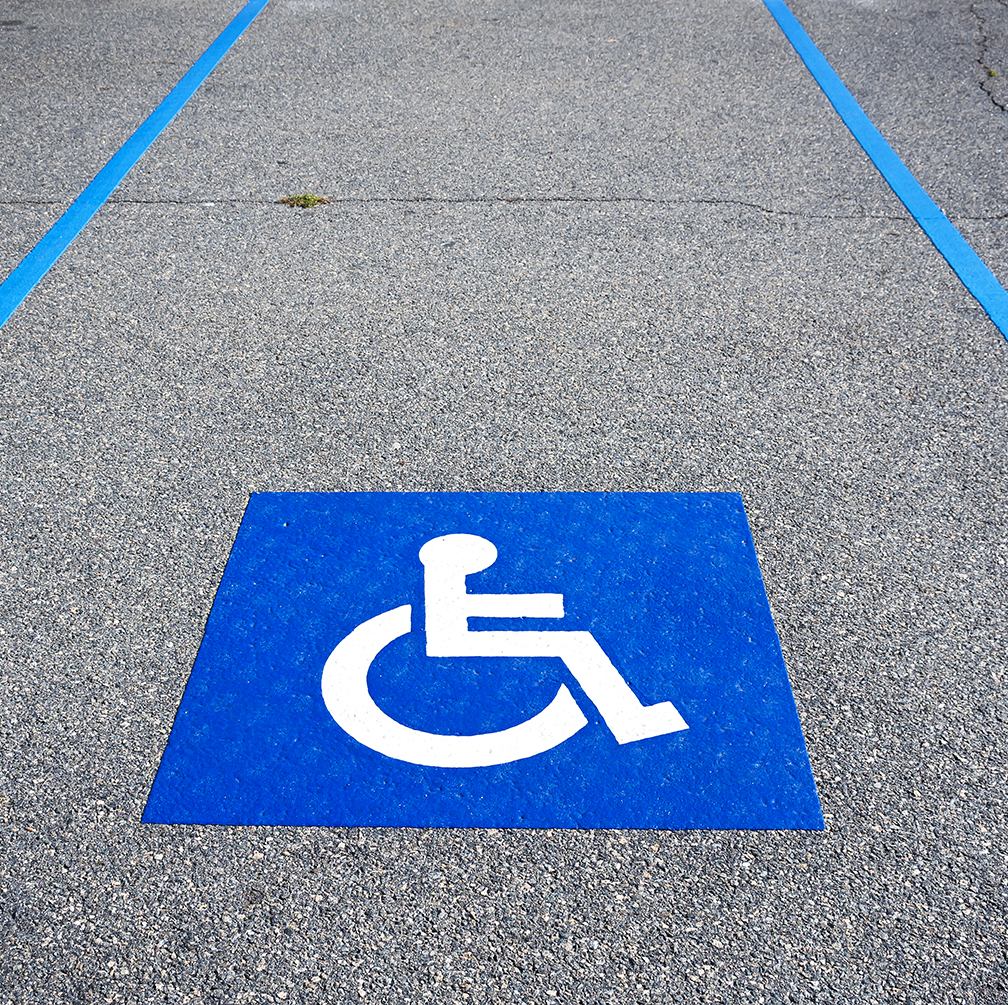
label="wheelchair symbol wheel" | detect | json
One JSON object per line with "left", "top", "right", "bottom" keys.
{"left": 321, "top": 533, "right": 688, "bottom": 768}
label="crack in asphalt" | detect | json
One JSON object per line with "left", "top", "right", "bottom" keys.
{"left": 5, "top": 195, "right": 1008, "bottom": 231}
{"left": 0, "top": 194, "right": 915, "bottom": 223}
{"left": 973, "top": 0, "right": 1008, "bottom": 113}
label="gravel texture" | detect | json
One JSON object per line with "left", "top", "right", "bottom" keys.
{"left": 0, "top": 0, "right": 1006, "bottom": 1002}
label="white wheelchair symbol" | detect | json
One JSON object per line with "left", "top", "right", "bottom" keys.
{"left": 321, "top": 534, "right": 688, "bottom": 768}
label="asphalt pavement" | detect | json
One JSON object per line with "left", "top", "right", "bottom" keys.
{"left": 0, "top": 0, "right": 1006, "bottom": 1001}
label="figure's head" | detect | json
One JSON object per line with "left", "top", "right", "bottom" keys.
{"left": 418, "top": 534, "right": 498, "bottom": 576}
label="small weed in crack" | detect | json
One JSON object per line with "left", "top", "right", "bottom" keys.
{"left": 278, "top": 192, "right": 330, "bottom": 208}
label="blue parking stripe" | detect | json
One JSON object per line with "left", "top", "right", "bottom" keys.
{"left": 763, "top": 0, "right": 1008, "bottom": 340}
{"left": 0, "top": 0, "right": 270, "bottom": 331}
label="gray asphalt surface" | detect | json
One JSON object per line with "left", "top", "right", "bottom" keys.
{"left": 1, "top": 0, "right": 1006, "bottom": 1001}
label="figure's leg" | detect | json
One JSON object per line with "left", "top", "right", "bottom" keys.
{"left": 542, "top": 633, "right": 688, "bottom": 743}
{"left": 464, "top": 631, "right": 688, "bottom": 743}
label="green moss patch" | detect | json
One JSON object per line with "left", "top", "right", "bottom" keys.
{"left": 278, "top": 193, "right": 330, "bottom": 208}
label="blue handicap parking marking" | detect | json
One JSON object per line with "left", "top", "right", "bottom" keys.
{"left": 143, "top": 492, "right": 823, "bottom": 829}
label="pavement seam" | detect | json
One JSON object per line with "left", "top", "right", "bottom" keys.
{"left": 6, "top": 195, "right": 1008, "bottom": 222}
{"left": 0, "top": 195, "right": 916, "bottom": 222}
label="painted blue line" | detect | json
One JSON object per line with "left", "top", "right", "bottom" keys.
{"left": 0, "top": 0, "right": 270, "bottom": 331}
{"left": 762, "top": 0, "right": 1008, "bottom": 340}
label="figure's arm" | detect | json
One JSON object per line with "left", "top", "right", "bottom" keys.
{"left": 464, "top": 593, "right": 564, "bottom": 621}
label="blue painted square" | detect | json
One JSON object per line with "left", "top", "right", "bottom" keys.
{"left": 143, "top": 492, "right": 823, "bottom": 829}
